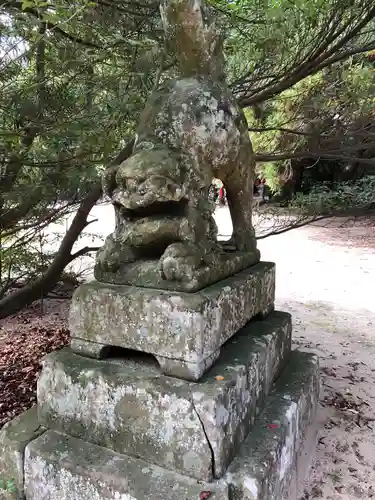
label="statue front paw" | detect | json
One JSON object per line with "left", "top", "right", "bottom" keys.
{"left": 95, "top": 235, "right": 137, "bottom": 273}
{"left": 158, "top": 243, "right": 203, "bottom": 282}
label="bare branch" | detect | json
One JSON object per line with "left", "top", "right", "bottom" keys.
{"left": 249, "top": 126, "right": 322, "bottom": 138}
{"left": 70, "top": 246, "right": 100, "bottom": 260}
{"left": 254, "top": 152, "right": 375, "bottom": 165}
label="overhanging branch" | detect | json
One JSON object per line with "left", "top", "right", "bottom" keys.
{"left": 237, "top": 5, "right": 375, "bottom": 107}
{"left": 249, "top": 126, "right": 320, "bottom": 137}
{"left": 254, "top": 151, "right": 375, "bottom": 164}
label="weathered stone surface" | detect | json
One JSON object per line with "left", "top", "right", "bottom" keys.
{"left": 224, "top": 351, "right": 320, "bottom": 500}
{"left": 0, "top": 406, "right": 46, "bottom": 499}
{"left": 37, "top": 311, "right": 291, "bottom": 481}
{"left": 25, "top": 350, "right": 319, "bottom": 500}
{"left": 156, "top": 347, "right": 221, "bottom": 380}
{"left": 70, "top": 338, "right": 110, "bottom": 359}
{"left": 70, "top": 262, "right": 276, "bottom": 380}
{"left": 95, "top": 249, "right": 260, "bottom": 293}
{"left": 95, "top": 0, "right": 259, "bottom": 292}
{"left": 24, "top": 430, "right": 228, "bottom": 500}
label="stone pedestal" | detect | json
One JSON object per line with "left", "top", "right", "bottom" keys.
{"left": 37, "top": 312, "right": 291, "bottom": 480}
{"left": 69, "top": 262, "right": 275, "bottom": 380}
{"left": 0, "top": 263, "right": 320, "bottom": 500}
{"left": 94, "top": 249, "right": 261, "bottom": 293}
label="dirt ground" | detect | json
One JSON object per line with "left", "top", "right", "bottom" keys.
{"left": 0, "top": 208, "right": 374, "bottom": 499}
{"left": 256, "top": 215, "right": 375, "bottom": 500}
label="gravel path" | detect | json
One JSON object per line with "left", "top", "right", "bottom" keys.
{"left": 228, "top": 209, "right": 375, "bottom": 500}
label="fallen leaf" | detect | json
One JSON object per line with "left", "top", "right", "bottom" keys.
{"left": 0, "top": 303, "right": 70, "bottom": 429}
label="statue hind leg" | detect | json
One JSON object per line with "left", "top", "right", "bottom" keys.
{"left": 224, "top": 166, "right": 258, "bottom": 254}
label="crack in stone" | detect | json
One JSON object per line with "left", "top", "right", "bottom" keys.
{"left": 190, "top": 390, "right": 216, "bottom": 480}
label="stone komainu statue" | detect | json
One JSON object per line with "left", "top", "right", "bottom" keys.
{"left": 95, "top": 0, "right": 259, "bottom": 291}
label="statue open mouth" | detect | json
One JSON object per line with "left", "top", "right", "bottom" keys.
{"left": 116, "top": 200, "right": 188, "bottom": 222}
{"left": 107, "top": 195, "right": 189, "bottom": 256}
{"left": 111, "top": 173, "right": 187, "bottom": 218}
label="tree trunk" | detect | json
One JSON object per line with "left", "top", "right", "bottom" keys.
{"left": 291, "top": 159, "right": 305, "bottom": 193}
{"left": 0, "top": 185, "right": 101, "bottom": 319}
{"left": 0, "top": 138, "right": 135, "bottom": 319}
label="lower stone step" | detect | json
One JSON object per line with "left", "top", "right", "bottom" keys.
{"left": 226, "top": 350, "right": 320, "bottom": 499}
{"left": 19, "top": 350, "right": 319, "bottom": 500}
{"left": 24, "top": 430, "right": 229, "bottom": 500}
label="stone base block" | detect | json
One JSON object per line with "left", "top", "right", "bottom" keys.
{"left": 69, "top": 261, "right": 275, "bottom": 380}
{"left": 24, "top": 430, "right": 228, "bottom": 500}
{"left": 225, "top": 351, "right": 320, "bottom": 500}
{"left": 22, "top": 350, "right": 319, "bottom": 500}
{"left": 0, "top": 407, "right": 46, "bottom": 500}
{"left": 37, "top": 312, "right": 291, "bottom": 481}
{"left": 95, "top": 249, "right": 261, "bottom": 293}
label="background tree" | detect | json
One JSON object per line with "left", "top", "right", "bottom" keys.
{"left": 248, "top": 57, "right": 375, "bottom": 193}
{"left": 216, "top": 0, "right": 375, "bottom": 200}
{"left": 0, "top": 0, "right": 162, "bottom": 317}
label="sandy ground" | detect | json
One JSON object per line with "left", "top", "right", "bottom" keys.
{"left": 2, "top": 205, "right": 375, "bottom": 499}
{"left": 238, "top": 209, "right": 375, "bottom": 500}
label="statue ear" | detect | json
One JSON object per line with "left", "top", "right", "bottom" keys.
{"left": 160, "top": 0, "right": 225, "bottom": 80}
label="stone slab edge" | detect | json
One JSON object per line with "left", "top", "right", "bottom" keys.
{"left": 23, "top": 430, "right": 229, "bottom": 500}
{"left": 0, "top": 406, "right": 46, "bottom": 500}
{"left": 192, "top": 311, "right": 292, "bottom": 479}
{"left": 95, "top": 249, "right": 261, "bottom": 293}
{"left": 23, "top": 350, "right": 319, "bottom": 500}
{"left": 224, "top": 350, "right": 320, "bottom": 500}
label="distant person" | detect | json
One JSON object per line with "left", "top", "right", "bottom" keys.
{"left": 262, "top": 180, "right": 270, "bottom": 202}
{"left": 253, "top": 179, "right": 261, "bottom": 195}
{"left": 218, "top": 185, "right": 226, "bottom": 206}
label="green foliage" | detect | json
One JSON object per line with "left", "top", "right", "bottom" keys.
{"left": 247, "top": 59, "right": 375, "bottom": 191}
{"left": 0, "top": 0, "right": 162, "bottom": 291}
{"left": 213, "top": 0, "right": 375, "bottom": 104}
{"left": 291, "top": 175, "right": 375, "bottom": 214}
{"left": 257, "top": 162, "right": 281, "bottom": 192}
{"left": 0, "top": 230, "right": 53, "bottom": 295}
{"left": 210, "top": 0, "right": 375, "bottom": 196}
